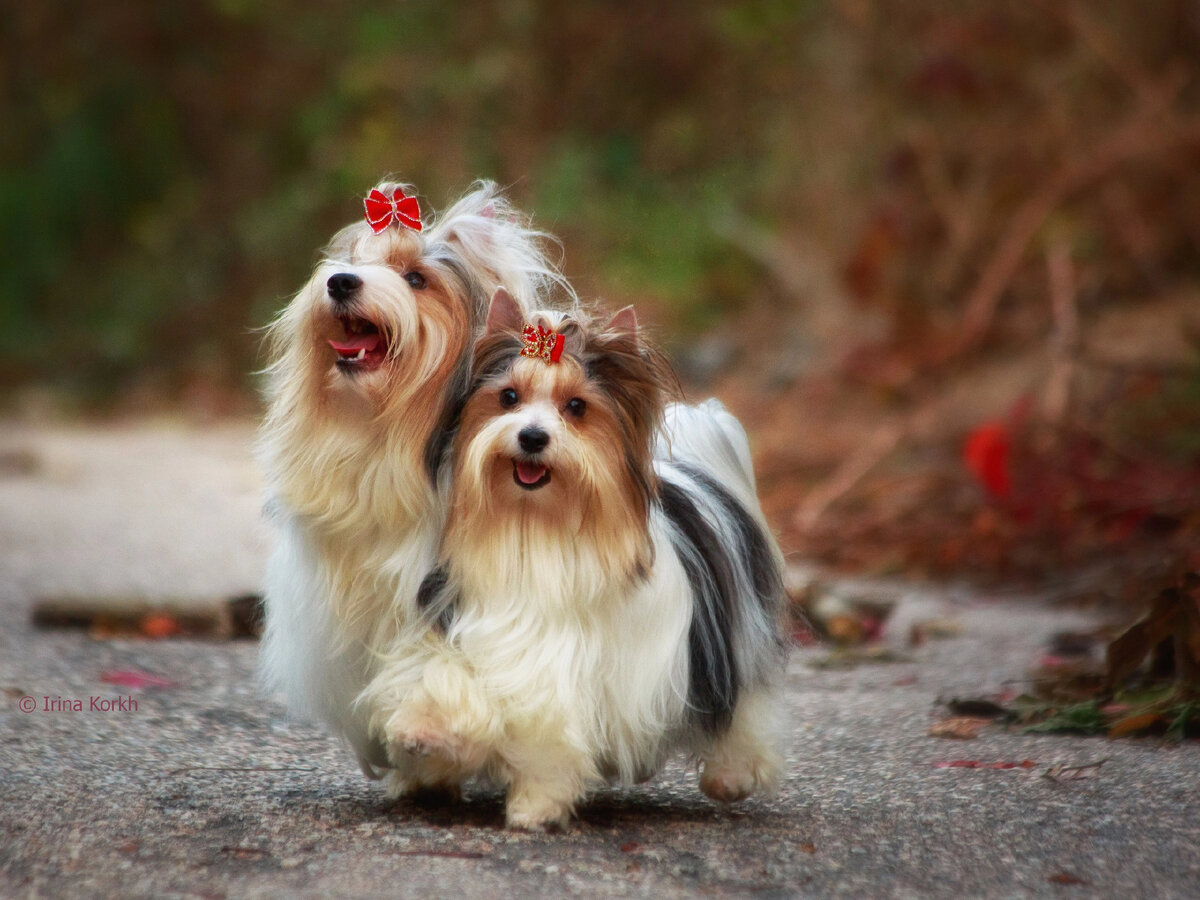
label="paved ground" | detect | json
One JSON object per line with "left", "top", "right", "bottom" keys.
{"left": 1, "top": 420, "right": 1198, "bottom": 898}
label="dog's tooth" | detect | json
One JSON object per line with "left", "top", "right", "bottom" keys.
{"left": 354, "top": 348, "right": 365, "bottom": 361}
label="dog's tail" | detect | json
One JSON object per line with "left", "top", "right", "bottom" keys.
{"left": 658, "top": 399, "right": 758, "bottom": 506}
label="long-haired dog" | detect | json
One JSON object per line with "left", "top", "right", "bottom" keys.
{"left": 258, "top": 181, "right": 569, "bottom": 791}
{"left": 370, "top": 289, "right": 788, "bottom": 829}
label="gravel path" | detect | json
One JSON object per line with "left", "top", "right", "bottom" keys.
{"left": 1, "top": 421, "right": 1198, "bottom": 898}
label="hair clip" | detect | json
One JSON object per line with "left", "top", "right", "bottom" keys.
{"left": 364, "top": 188, "right": 423, "bottom": 234}
{"left": 520, "top": 323, "right": 565, "bottom": 364}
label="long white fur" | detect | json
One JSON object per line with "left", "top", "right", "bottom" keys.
{"left": 258, "top": 181, "right": 571, "bottom": 783}
{"left": 656, "top": 404, "right": 787, "bottom": 698}
{"left": 362, "top": 313, "right": 786, "bottom": 828}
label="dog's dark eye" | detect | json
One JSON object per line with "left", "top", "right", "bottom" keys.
{"left": 499, "top": 388, "right": 519, "bottom": 409}
{"left": 565, "top": 397, "right": 587, "bottom": 418}
{"left": 404, "top": 271, "right": 427, "bottom": 290}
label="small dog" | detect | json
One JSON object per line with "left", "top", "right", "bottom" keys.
{"left": 371, "top": 289, "right": 789, "bottom": 829}
{"left": 258, "top": 181, "right": 569, "bottom": 790}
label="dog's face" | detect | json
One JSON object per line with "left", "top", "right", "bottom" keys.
{"left": 288, "top": 220, "right": 474, "bottom": 414}
{"left": 448, "top": 292, "right": 671, "bottom": 569}
{"left": 457, "top": 331, "right": 614, "bottom": 511}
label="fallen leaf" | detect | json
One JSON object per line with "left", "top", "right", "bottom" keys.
{"left": 826, "top": 614, "right": 863, "bottom": 646}
{"left": 140, "top": 613, "right": 181, "bottom": 639}
{"left": 1047, "top": 871, "right": 1086, "bottom": 885}
{"left": 798, "top": 843, "right": 816, "bottom": 854}
{"left": 99, "top": 670, "right": 176, "bottom": 690}
{"left": 928, "top": 716, "right": 991, "bottom": 739}
{"left": 1106, "top": 580, "right": 1200, "bottom": 690}
{"left": 1107, "top": 711, "right": 1161, "bottom": 738}
{"left": 620, "top": 842, "right": 640, "bottom": 853}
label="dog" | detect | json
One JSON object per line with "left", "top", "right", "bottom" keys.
{"left": 258, "top": 181, "right": 570, "bottom": 793}
{"left": 367, "top": 289, "right": 789, "bottom": 829}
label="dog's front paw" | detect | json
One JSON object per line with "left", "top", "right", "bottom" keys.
{"left": 504, "top": 791, "right": 572, "bottom": 832}
{"left": 381, "top": 704, "right": 470, "bottom": 766}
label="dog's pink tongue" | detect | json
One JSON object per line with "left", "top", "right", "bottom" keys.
{"left": 328, "top": 333, "right": 382, "bottom": 355}
{"left": 515, "top": 462, "right": 547, "bottom": 485}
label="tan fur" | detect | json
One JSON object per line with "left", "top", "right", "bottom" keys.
{"left": 358, "top": 312, "right": 788, "bottom": 826}
{"left": 258, "top": 181, "right": 573, "bottom": 781}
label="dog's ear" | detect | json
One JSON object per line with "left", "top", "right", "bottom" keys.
{"left": 606, "top": 306, "right": 639, "bottom": 344}
{"left": 485, "top": 287, "right": 524, "bottom": 335}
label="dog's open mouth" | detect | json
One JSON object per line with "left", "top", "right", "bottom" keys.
{"left": 513, "top": 460, "right": 551, "bottom": 491}
{"left": 329, "top": 316, "right": 387, "bottom": 371}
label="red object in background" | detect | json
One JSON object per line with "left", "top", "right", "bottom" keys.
{"left": 963, "top": 422, "right": 1012, "bottom": 499}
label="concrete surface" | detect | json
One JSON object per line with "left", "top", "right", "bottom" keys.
{"left": 1, "top": 421, "right": 1198, "bottom": 899}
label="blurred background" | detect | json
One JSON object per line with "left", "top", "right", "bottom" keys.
{"left": 3, "top": 0, "right": 1199, "bottom": 600}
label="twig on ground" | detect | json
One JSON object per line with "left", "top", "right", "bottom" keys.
{"left": 1042, "top": 758, "right": 1109, "bottom": 782}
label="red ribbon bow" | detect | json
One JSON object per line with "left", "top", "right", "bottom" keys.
{"left": 363, "top": 188, "right": 423, "bottom": 234}
{"left": 520, "top": 323, "right": 565, "bottom": 364}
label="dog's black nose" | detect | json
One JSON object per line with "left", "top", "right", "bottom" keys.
{"left": 518, "top": 427, "right": 550, "bottom": 454}
{"left": 327, "top": 273, "right": 363, "bottom": 303}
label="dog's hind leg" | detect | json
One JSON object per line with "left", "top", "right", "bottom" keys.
{"left": 697, "top": 686, "right": 783, "bottom": 803}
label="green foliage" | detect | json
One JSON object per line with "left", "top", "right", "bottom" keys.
{"left": 1017, "top": 687, "right": 1200, "bottom": 740}
{"left": 1021, "top": 699, "right": 1108, "bottom": 736}
{"left": 1166, "top": 700, "right": 1200, "bottom": 741}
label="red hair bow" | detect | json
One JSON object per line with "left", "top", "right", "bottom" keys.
{"left": 364, "top": 188, "right": 423, "bottom": 234}
{"left": 520, "top": 323, "right": 565, "bottom": 364}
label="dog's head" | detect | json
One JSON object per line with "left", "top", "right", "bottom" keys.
{"left": 267, "top": 182, "right": 568, "bottom": 417}
{"left": 447, "top": 289, "right": 676, "bottom": 575}
{"left": 261, "top": 181, "right": 570, "bottom": 522}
